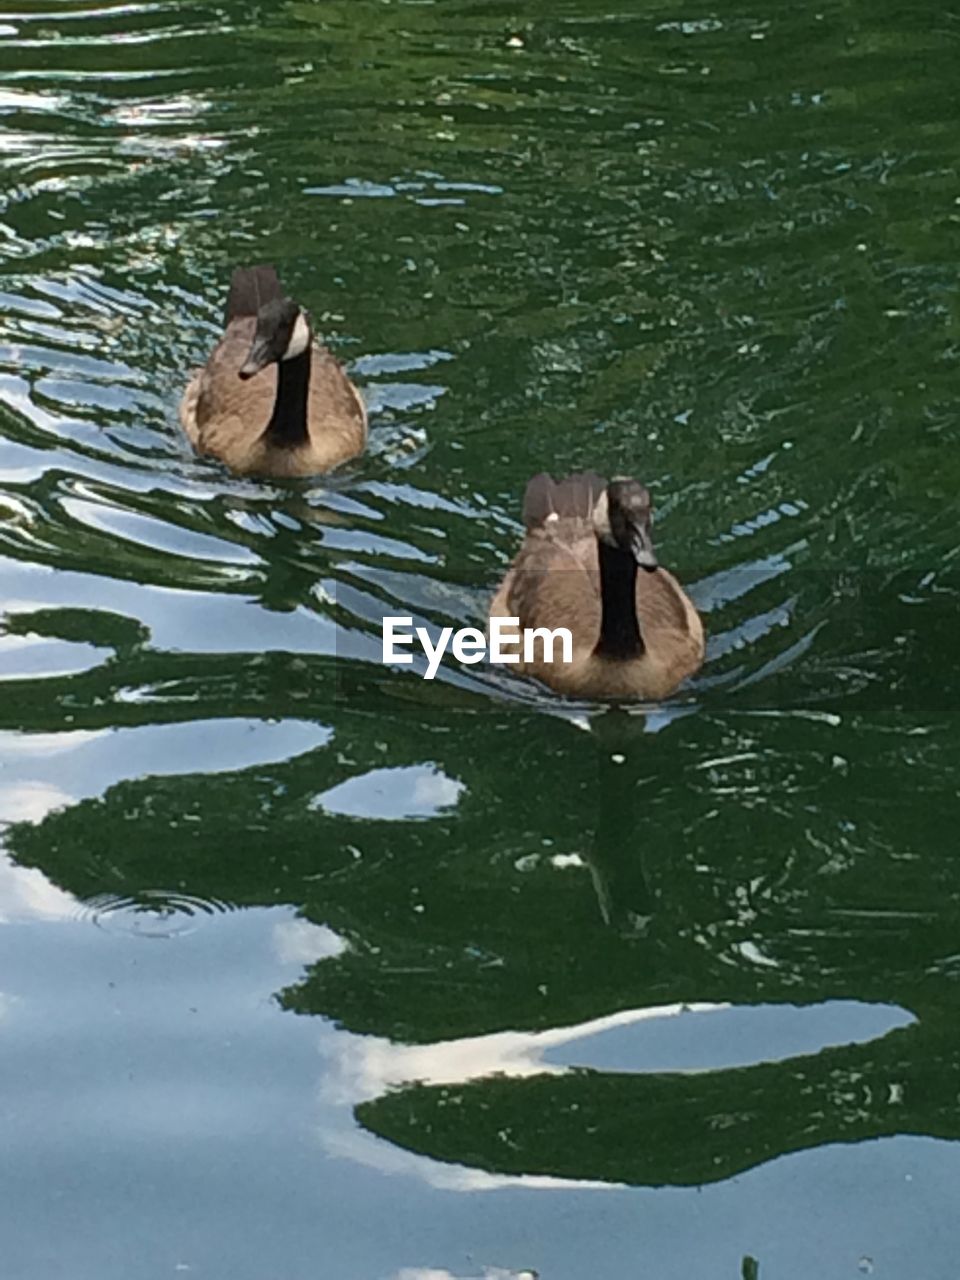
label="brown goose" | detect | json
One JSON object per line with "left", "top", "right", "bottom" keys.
{"left": 178, "top": 265, "right": 367, "bottom": 477}
{"left": 489, "top": 472, "right": 704, "bottom": 699}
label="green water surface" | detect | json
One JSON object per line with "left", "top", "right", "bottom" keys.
{"left": 0, "top": 1, "right": 958, "bottom": 1277}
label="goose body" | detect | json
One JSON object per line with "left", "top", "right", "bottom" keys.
{"left": 179, "top": 265, "right": 367, "bottom": 477}
{"left": 489, "top": 472, "right": 704, "bottom": 699}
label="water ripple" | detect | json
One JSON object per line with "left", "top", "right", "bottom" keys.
{"left": 80, "top": 888, "right": 233, "bottom": 937}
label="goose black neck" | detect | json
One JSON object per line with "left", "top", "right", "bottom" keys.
{"left": 595, "top": 539, "right": 644, "bottom": 659}
{"left": 264, "top": 348, "right": 311, "bottom": 448}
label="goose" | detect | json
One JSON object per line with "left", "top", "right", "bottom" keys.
{"left": 178, "top": 265, "right": 367, "bottom": 476}
{"left": 489, "top": 472, "right": 704, "bottom": 699}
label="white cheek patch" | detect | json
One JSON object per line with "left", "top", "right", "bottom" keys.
{"left": 591, "top": 489, "right": 610, "bottom": 537}
{"left": 282, "top": 312, "right": 311, "bottom": 360}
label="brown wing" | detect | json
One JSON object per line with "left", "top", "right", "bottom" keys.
{"left": 178, "top": 317, "right": 274, "bottom": 465}
{"left": 636, "top": 567, "right": 705, "bottom": 678}
{"left": 491, "top": 471, "right": 607, "bottom": 655}
{"left": 178, "top": 367, "right": 204, "bottom": 447}
{"left": 224, "top": 265, "right": 282, "bottom": 323}
{"left": 522, "top": 471, "right": 607, "bottom": 529}
{"left": 302, "top": 346, "right": 368, "bottom": 472}
{"left": 193, "top": 318, "right": 269, "bottom": 430}
{"left": 490, "top": 479, "right": 605, "bottom": 688}
{"left": 499, "top": 524, "right": 602, "bottom": 654}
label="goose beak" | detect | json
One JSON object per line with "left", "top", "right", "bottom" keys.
{"left": 239, "top": 337, "right": 273, "bottom": 380}
{"left": 630, "top": 522, "right": 658, "bottom": 572}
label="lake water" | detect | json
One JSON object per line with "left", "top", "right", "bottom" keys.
{"left": 1, "top": 1, "right": 958, "bottom": 1277}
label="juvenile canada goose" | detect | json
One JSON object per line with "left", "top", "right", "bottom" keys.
{"left": 489, "top": 472, "right": 704, "bottom": 699}
{"left": 179, "top": 265, "right": 367, "bottom": 476}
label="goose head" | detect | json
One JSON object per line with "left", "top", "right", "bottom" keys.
{"left": 593, "top": 478, "right": 658, "bottom": 572}
{"left": 239, "top": 298, "right": 312, "bottom": 380}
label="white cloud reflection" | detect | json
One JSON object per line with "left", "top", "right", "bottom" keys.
{"left": 0, "top": 846, "right": 78, "bottom": 923}
{"left": 313, "top": 763, "right": 464, "bottom": 821}
{"left": 315, "top": 1002, "right": 720, "bottom": 1192}
{"left": 0, "top": 780, "right": 76, "bottom": 824}
{"left": 273, "top": 917, "right": 347, "bottom": 966}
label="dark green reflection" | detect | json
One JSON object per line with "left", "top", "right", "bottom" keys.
{"left": 2, "top": 0, "right": 960, "bottom": 1211}
{"left": 6, "top": 584, "right": 960, "bottom": 1186}
{"left": 359, "top": 1018, "right": 958, "bottom": 1187}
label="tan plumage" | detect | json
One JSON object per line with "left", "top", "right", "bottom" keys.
{"left": 178, "top": 265, "right": 367, "bottom": 477}
{"left": 489, "top": 472, "right": 704, "bottom": 699}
